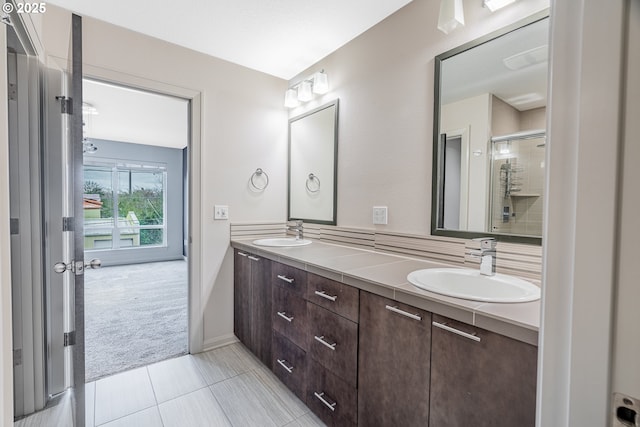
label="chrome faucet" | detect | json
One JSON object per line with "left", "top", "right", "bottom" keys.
{"left": 288, "top": 220, "right": 304, "bottom": 240}
{"left": 470, "top": 237, "right": 496, "bottom": 276}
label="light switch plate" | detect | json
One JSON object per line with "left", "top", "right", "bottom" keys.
{"left": 373, "top": 206, "right": 388, "bottom": 225}
{"left": 214, "top": 205, "right": 229, "bottom": 220}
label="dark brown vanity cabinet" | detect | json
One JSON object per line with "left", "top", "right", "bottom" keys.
{"left": 233, "top": 249, "right": 272, "bottom": 366}
{"left": 272, "top": 330, "right": 307, "bottom": 402}
{"left": 429, "top": 314, "right": 537, "bottom": 427}
{"left": 270, "top": 262, "right": 309, "bottom": 402}
{"left": 305, "top": 274, "right": 360, "bottom": 427}
{"left": 272, "top": 284, "right": 309, "bottom": 350}
{"left": 234, "top": 249, "right": 538, "bottom": 427}
{"left": 358, "top": 291, "right": 433, "bottom": 427}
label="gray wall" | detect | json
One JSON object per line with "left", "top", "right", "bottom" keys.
{"left": 84, "top": 139, "right": 184, "bottom": 266}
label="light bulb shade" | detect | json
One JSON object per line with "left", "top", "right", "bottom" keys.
{"left": 284, "top": 88, "right": 299, "bottom": 108}
{"left": 483, "top": 0, "right": 517, "bottom": 12}
{"left": 297, "top": 80, "right": 313, "bottom": 102}
{"left": 437, "top": 0, "right": 464, "bottom": 34}
{"left": 312, "top": 72, "right": 329, "bottom": 94}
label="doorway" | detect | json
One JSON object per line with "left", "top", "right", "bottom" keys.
{"left": 81, "top": 79, "right": 190, "bottom": 381}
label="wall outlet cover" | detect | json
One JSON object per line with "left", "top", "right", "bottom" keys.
{"left": 214, "top": 205, "right": 229, "bottom": 220}
{"left": 373, "top": 206, "right": 388, "bottom": 225}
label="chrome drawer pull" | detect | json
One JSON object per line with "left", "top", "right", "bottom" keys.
{"left": 248, "top": 255, "right": 260, "bottom": 261}
{"left": 314, "top": 335, "right": 337, "bottom": 351}
{"left": 314, "top": 290, "right": 337, "bottom": 302}
{"left": 277, "top": 274, "right": 294, "bottom": 283}
{"left": 314, "top": 392, "right": 337, "bottom": 412}
{"left": 277, "top": 359, "right": 293, "bottom": 373}
{"left": 277, "top": 311, "right": 294, "bottom": 322}
{"left": 432, "top": 321, "right": 481, "bottom": 342}
{"left": 385, "top": 305, "right": 422, "bottom": 321}
{"left": 237, "top": 251, "right": 248, "bottom": 257}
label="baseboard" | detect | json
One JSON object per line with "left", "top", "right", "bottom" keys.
{"left": 200, "top": 334, "right": 239, "bottom": 353}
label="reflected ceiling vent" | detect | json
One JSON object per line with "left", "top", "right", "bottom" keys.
{"left": 503, "top": 45, "right": 548, "bottom": 70}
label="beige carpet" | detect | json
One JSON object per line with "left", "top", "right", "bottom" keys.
{"left": 84, "top": 260, "right": 188, "bottom": 381}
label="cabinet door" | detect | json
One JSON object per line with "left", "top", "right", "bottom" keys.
{"left": 307, "top": 359, "right": 357, "bottom": 427}
{"left": 272, "top": 261, "right": 307, "bottom": 297}
{"left": 233, "top": 250, "right": 252, "bottom": 347}
{"left": 272, "top": 331, "right": 307, "bottom": 402}
{"left": 273, "top": 285, "right": 309, "bottom": 350}
{"left": 306, "top": 273, "right": 359, "bottom": 323}
{"left": 307, "top": 303, "right": 358, "bottom": 387}
{"left": 250, "top": 255, "right": 272, "bottom": 366}
{"left": 358, "top": 291, "right": 432, "bottom": 426}
{"left": 430, "top": 314, "right": 537, "bottom": 427}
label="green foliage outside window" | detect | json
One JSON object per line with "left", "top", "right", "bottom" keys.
{"left": 84, "top": 179, "right": 164, "bottom": 246}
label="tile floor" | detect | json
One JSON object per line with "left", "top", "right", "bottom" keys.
{"left": 88, "top": 342, "right": 325, "bottom": 427}
{"left": 17, "top": 342, "right": 325, "bottom": 427}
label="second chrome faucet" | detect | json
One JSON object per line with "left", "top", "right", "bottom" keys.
{"left": 288, "top": 220, "right": 304, "bottom": 240}
{"left": 470, "top": 237, "right": 496, "bottom": 276}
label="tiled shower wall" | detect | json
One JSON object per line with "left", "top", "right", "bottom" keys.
{"left": 490, "top": 137, "right": 545, "bottom": 236}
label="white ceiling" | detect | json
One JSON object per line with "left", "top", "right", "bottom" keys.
{"left": 46, "top": 0, "right": 414, "bottom": 80}
{"left": 83, "top": 79, "right": 189, "bottom": 149}
{"left": 441, "top": 17, "right": 549, "bottom": 111}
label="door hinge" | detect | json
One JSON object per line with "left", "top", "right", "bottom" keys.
{"left": 13, "top": 349, "right": 22, "bottom": 366}
{"left": 8, "top": 83, "right": 16, "bottom": 101}
{"left": 10, "top": 218, "right": 19, "bottom": 235}
{"left": 63, "top": 331, "right": 76, "bottom": 347}
{"left": 56, "top": 96, "right": 72, "bottom": 114}
{"left": 62, "top": 217, "right": 74, "bottom": 232}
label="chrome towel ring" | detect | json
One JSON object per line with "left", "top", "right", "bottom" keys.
{"left": 306, "top": 173, "right": 320, "bottom": 193}
{"left": 250, "top": 168, "right": 269, "bottom": 191}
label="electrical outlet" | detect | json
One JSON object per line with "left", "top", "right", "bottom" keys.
{"left": 373, "top": 206, "right": 388, "bottom": 225}
{"left": 214, "top": 205, "right": 229, "bottom": 220}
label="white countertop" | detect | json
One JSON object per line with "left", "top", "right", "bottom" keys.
{"left": 230, "top": 238, "right": 540, "bottom": 346}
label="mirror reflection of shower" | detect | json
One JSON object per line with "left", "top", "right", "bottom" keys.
{"left": 489, "top": 130, "right": 545, "bottom": 237}
{"left": 83, "top": 102, "right": 98, "bottom": 153}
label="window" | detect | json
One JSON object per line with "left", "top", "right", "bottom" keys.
{"left": 84, "top": 160, "right": 167, "bottom": 250}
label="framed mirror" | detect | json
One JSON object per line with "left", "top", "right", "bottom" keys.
{"left": 288, "top": 99, "right": 338, "bottom": 225}
{"left": 432, "top": 12, "right": 548, "bottom": 244}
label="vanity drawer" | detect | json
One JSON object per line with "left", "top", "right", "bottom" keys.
{"left": 272, "top": 331, "right": 307, "bottom": 402}
{"left": 272, "top": 286, "right": 308, "bottom": 351}
{"left": 306, "top": 273, "right": 359, "bottom": 323}
{"left": 272, "top": 262, "right": 307, "bottom": 297}
{"left": 306, "top": 359, "right": 357, "bottom": 427}
{"left": 307, "top": 303, "right": 358, "bottom": 387}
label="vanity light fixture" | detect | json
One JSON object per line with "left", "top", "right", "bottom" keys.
{"left": 284, "top": 70, "right": 330, "bottom": 108}
{"left": 298, "top": 80, "right": 313, "bottom": 102}
{"left": 483, "top": 0, "right": 517, "bottom": 12}
{"left": 437, "top": 0, "right": 464, "bottom": 34}
{"left": 312, "top": 71, "right": 329, "bottom": 94}
{"left": 284, "top": 88, "right": 299, "bottom": 108}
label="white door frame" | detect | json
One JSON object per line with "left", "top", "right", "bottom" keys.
{"left": 539, "top": 0, "right": 626, "bottom": 425}
{"left": 77, "top": 65, "right": 204, "bottom": 355}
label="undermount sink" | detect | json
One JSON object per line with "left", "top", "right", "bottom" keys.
{"left": 407, "top": 268, "right": 540, "bottom": 303}
{"left": 252, "top": 237, "right": 312, "bottom": 247}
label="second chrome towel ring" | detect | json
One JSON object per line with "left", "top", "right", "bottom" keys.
{"left": 306, "top": 173, "right": 321, "bottom": 193}
{"left": 250, "top": 168, "right": 269, "bottom": 191}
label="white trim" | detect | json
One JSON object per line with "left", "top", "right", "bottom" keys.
{"left": 0, "top": 24, "right": 15, "bottom": 427}
{"left": 201, "top": 334, "right": 240, "bottom": 353}
{"left": 539, "top": 0, "right": 625, "bottom": 425}
{"left": 188, "top": 93, "right": 203, "bottom": 354}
